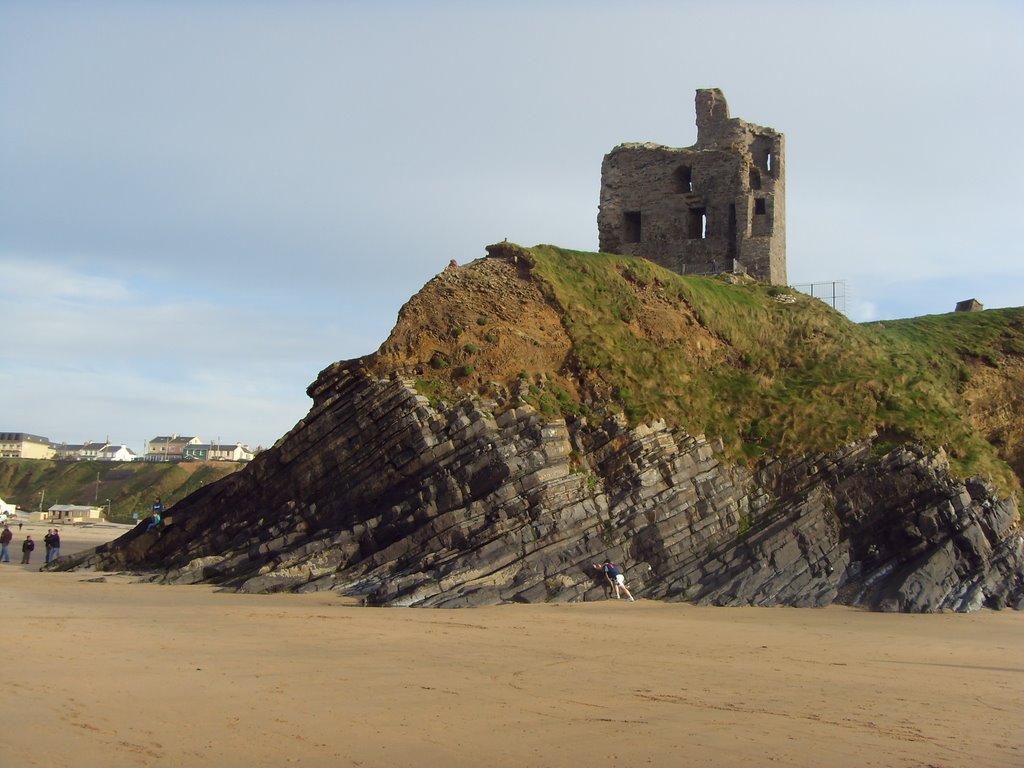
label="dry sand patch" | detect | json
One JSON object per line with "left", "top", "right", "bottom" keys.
{"left": 1, "top": 528, "right": 1020, "bottom": 768}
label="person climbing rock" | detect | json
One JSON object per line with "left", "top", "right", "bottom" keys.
{"left": 593, "top": 559, "right": 635, "bottom": 601}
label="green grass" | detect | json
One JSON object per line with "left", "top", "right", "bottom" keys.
{"left": 501, "top": 243, "right": 1022, "bottom": 494}
{"left": 414, "top": 378, "right": 455, "bottom": 409}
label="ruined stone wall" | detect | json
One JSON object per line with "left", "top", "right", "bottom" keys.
{"left": 598, "top": 88, "right": 786, "bottom": 285}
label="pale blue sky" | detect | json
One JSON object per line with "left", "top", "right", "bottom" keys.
{"left": 2, "top": 1, "right": 1021, "bottom": 451}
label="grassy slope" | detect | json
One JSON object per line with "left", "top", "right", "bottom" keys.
{"left": 7, "top": 244, "right": 1015, "bottom": 516}
{"left": 522, "top": 244, "right": 1022, "bottom": 494}
{"left": 0, "top": 459, "right": 243, "bottom": 523}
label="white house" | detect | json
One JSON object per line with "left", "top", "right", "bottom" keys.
{"left": 99, "top": 444, "right": 137, "bottom": 462}
{"left": 227, "top": 444, "right": 255, "bottom": 462}
{"left": 0, "top": 497, "right": 15, "bottom": 519}
{"left": 76, "top": 441, "right": 108, "bottom": 460}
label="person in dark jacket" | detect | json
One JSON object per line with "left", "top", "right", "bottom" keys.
{"left": 0, "top": 523, "right": 12, "bottom": 562}
{"left": 21, "top": 535, "right": 35, "bottom": 564}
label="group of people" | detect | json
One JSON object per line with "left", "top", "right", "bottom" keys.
{"left": 0, "top": 523, "right": 61, "bottom": 565}
{"left": 43, "top": 529, "right": 61, "bottom": 563}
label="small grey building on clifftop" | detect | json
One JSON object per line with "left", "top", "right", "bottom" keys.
{"left": 598, "top": 88, "right": 786, "bottom": 285}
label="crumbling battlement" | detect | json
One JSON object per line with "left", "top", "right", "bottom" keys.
{"left": 598, "top": 88, "right": 786, "bottom": 285}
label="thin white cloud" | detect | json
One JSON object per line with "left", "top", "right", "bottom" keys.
{"left": 0, "top": 258, "right": 132, "bottom": 302}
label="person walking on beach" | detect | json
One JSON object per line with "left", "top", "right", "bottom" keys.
{"left": 0, "top": 523, "right": 12, "bottom": 562}
{"left": 593, "top": 559, "right": 635, "bottom": 601}
{"left": 43, "top": 529, "right": 55, "bottom": 563}
{"left": 21, "top": 535, "right": 35, "bottom": 564}
{"left": 49, "top": 529, "right": 61, "bottom": 562}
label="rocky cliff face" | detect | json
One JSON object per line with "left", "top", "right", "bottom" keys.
{"left": 56, "top": 369, "right": 1023, "bottom": 611}
{"left": 52, "top": 252, "right": 1024, "bottom": 611}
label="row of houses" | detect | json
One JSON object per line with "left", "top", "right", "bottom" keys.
{"left": 55, "top": 442, "right": 138, "bottom": 462}
{"left": 147, "top": 435, "right": 255, "bottom": 462}
{"left": 0, "top": 432, "right": 255, "bottom": 463}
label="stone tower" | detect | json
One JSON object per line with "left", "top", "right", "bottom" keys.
{"left": 598, "top": 88, "right": 786, "bottom": 285}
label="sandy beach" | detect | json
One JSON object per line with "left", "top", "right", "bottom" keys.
{"left": 1, "top": 522, "right": 1021, "bottom": 768}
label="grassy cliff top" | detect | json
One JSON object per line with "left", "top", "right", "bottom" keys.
{"left": 536, "top": 245, "right": 1022, "bottom": 487}
{"left": 376, "top": 243, "right": 1024, "bottom": 495}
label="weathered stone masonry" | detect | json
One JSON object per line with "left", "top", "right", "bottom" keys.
{"left": 598, "top": 88, "right": 786, "bottom": 285}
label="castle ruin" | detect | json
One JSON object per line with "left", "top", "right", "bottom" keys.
{"left": 598, "top": 88, "right": 786, "bottom": 285}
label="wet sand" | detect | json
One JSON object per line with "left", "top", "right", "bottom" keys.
{"left": 1, "top": 522, "right": 1021, "bottom": 767}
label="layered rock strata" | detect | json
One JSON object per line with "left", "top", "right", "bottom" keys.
{"left": 55, "top": 371, "right": 1023, "bottom": 611}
